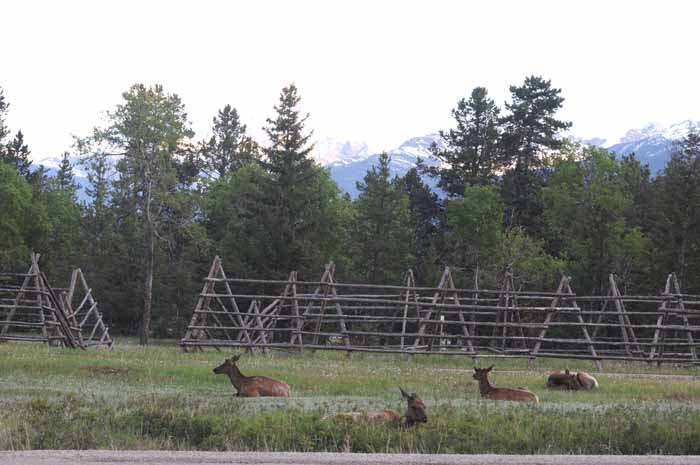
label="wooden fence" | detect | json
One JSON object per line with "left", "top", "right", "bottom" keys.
{"left": 180, "top": 257, "right": 700, "bottom": 367}
{"left": 0, "top": 254, "right": 112, "bottom": 348}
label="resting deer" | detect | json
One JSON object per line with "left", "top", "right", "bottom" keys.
{"left": 213, "top": 355, "right": 291, "bottom": 397}
{"left": 472, "top": 365, "right": 539, "bottom": 404}
{"left": 547, "top": 369, "right": 599, "bottom": 391}
{"left": 322, "top": 388, "right": 427, "bottom": 428}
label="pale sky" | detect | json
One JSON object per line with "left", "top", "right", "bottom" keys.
{"left": 1, "top": 0, "right": 698, "bottom": 160}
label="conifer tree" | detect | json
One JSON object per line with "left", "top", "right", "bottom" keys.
{"left": 202, "top": 104, "right": 258, "bottom": 177}
{"left": 350, "top": 153, "right": 414, "bottom": 283}
{"left": 55, "top": 152, "right": 77, "bottom": 193}
{"left": 653, "top": 130, "right": 700, "bottom": 289}
{"left": 259, "top": 84, "right": 318, "bottom": 272}
{"left": 427, "top": 87, "right": 502, "bottom": 196}
{"left": 94, "top": 84, "right": 194, "bottom": 345}
{"left": 500, "top": 76, "right": 571, "bottom": 230}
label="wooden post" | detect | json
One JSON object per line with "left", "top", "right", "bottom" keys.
{"left": 649, "top": 274, "right": 672, "bottom": 364}
{"left": 414, "top": 267, "right": 450, "bottom": 350}
{"left": 399, "top": 270, "right": 416, "bottom": 349}
{"left": 446, "top": 271, "right": 476, "bottom": 356}
{"left": 609, "top": 274, "right": 644, "bottom": 356}
{"left": 181, "top": 257, "right": 221, "bottom": 351}
{"left": 671, "top": 273, "right": 698, "bottom": 364}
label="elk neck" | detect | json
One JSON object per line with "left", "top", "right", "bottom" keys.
{"left": 477, "top": 374, "right": 496, "bottom": 396}
{"left": 225, "top": 364, "right": 247, "bottom": 388}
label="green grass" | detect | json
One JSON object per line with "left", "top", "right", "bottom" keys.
{"left": 1, "top": 340, "right": 700, "bottom": 453}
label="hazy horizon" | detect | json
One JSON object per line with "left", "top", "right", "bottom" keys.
{"left": 2, "top": 0, "right": 698, "bottom": 161}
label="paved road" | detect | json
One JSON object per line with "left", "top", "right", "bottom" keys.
{"left": 2, "top": 451, "right": 700, "bottom": 465}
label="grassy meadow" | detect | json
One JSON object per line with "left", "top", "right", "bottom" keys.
{"left": 1, "top": 340, "right": 700, "bottom": 453}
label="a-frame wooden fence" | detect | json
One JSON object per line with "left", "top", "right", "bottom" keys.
{"left": 180, "top": 257, "right": 700, "bottom": 365}
{"left": 0, "top": 254, "right": 113, "bottom": 349}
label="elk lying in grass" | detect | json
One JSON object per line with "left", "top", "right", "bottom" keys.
{"left": 213, "top": 355, "right": 291, "bottom": 397}
{"left": 322, "top": 388, "right": 427, "bottom": 428}
{"left": 547, "top": 369, "right": 599, "bottom": 390}
{"left": 472, "top": 365, "right": 539, "bottom": 404}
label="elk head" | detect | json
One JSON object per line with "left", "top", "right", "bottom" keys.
{"left": 213, "top": 354, "right": 242, "bottom": 374}
{"left": 472, "top": 365, "right": 494, "bottom": 381}
{"left": 400, "top": 387, "right": 427, "bottom": 425}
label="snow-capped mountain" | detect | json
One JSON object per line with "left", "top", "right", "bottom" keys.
{"left": 606, "top": 120, "right": 700, "bottom": 175}
{"left": 312, "top": 138, "right": 375, "bottom": 167}
{"left": 329, "top": 134, "right": 443, "bottom": 197}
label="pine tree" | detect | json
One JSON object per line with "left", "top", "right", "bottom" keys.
{"left": 500, "top": 76, "right": 571, "bottom": 230}
{"left": 0, "top": 86, "right": 9, "bottom": 143}
{"left": 55, "top": 152, "right": 77, "bottom": 193}
{"left": 402, "top": 167, "right": 440, "bottom": 281}
{"left": 95, "top": 84, "right": 194, "bottom": 345}
{"left": 426, "top": 87, "right": 502, "bottom": 196}
{"left": 0, "top": 130, "right": 32, "bottom": 180}
{"left": 351, "top": 153, "right": 414, "bottom": 283}
{"left": 202, "top": 104, "right": 258, "bottom": 177}
{"left": 259, "top": 84, "right": 318, "bottom": 272}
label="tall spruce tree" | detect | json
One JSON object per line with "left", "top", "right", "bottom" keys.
{"left": 500, "top": 76, "right": 571, "bottom": 230}
{"left": 55, "top": 152, "right": 77, "bottom": 193}
{"left": 0, "top": 87, "right": 9, "bottom": 144}
{"left": 402, "top": 167, "right": 441, "bottom": 282}
{"left": 202, "top": 104, "right": 258, "bottom": 177}
{"left": 427, "top": 87, "right": 502, "bottom": 195}
{"left": 0, "top": 87, "right": 32, "bottom": 178}
{"left": 350, "top": 153, "right": 414, "bottom": 283}
{"left": 259, "top": 84, "right": 318, "bottom": 273}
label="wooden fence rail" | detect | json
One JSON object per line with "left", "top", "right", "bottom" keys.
{"left": 180, "top": 256, "right": 700, "bottom": 367}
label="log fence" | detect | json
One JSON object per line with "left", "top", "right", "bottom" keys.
{"left": 181, "top": 257, "right": 700, "bottom": 366}
{"left": 0, "top": 254, "right": 112, "bottom": 349}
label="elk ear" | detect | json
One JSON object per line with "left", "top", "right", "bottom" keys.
{"left": 565, "top": 368, "right": 570, "bottom": 375}
{"left": 486, "top": 365, "right": 494, "bottom": 372}
{"left": 399, "top": 387, "right": 411, "bottom": 399}
{"left": 232, "top": 355, "right": 241, "bottom": 363}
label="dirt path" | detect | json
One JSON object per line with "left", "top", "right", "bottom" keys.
{"left": 2, "top": 451, "right": 699, "bottom": 465}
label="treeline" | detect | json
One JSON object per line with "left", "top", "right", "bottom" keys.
{"left": 1, "top": 78, "right": 699, "bottom": 343}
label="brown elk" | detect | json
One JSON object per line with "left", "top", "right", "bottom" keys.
{"left": 213, "top": 355, "right": 291, "bottom": 397}
{"left": 472, "top": 366, "right": 539, "bottom": 404}
{"left": 322, "top": 388, "right": 427, "bottom": 428}
{"left": 547, "top": 369, "right": 599, "bottom": 391}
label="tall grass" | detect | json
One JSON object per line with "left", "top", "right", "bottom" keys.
{"left": 1, "top": 341, "right": 700, "bottom": 453}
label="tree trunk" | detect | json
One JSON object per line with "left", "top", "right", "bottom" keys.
{"left": 140, "top": 178, "right": 155, "bottom": 346}
{"left": 141, "top": 229, "right": 154, "bottom": 346}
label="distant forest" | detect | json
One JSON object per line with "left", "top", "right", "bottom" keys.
{"left": 1, "top": 77, "right": 699, "bottom": 343}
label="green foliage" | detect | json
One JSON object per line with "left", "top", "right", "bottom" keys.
{"left": 427, "top": 87, "right": 502, "bottom": 195}
{"left": 93, "top": 83, "right": 197, "bottom": 344}
{"left": 500, "top": 76, "right": 572, "bottom": 231}
{"left": 201, "top": 104, "right": 258, "bottom": 178}
{"left": 402, "top": 168, "right": 441, "bottom": 283}
{"left": 248, "top": 84, "right": 343, "bottom": 276}
{"left": 0, "top": 86, "right": 32, "bottom": 178}
{"left": 650, "top": 131, "right": 700, "bottom": 291}
{"left": 349, "top": 153, "right": 414, "bottom": 283}
{"left": 0, "top": 162, "right": 32, "bottom": 268}
{"left": 496, "top": 227, "right": 565, "bottom": 290}
{"left": 542, "top": 146, "right": 650, "bottom": 292}
{"left": 446, "top": 185, "right": 503, "bottom": 270}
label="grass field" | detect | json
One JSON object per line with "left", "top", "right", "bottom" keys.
{"left": 1, "top": 340, "right": 700, "bottom": 453}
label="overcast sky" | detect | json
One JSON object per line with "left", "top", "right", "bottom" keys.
{"left": 1, "top": 0, "right": 698, "bottom": 160}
